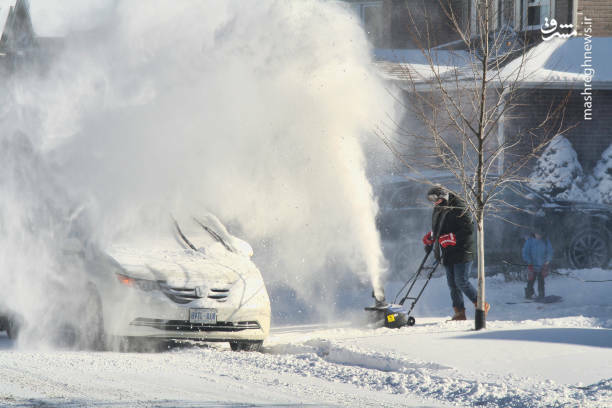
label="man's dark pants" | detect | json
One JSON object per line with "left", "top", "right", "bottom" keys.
{"left": 445, "top": 261, "right": 477, "bottom": 309}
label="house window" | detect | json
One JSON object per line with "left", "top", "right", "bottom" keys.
{"left": 348, "top": 1, "right": 384, "bottom": 47}
{"left": 522, "top": 0, "right": 553, "bottom": 30}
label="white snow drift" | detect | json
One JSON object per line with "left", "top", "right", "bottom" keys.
{"left": 1, "top": 269, "right": 611, "bottom": 407}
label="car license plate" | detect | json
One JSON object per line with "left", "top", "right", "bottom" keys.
{"left": 189, "top": 308, "right": 217, "bottom": 324}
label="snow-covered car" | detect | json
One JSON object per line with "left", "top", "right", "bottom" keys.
{"left": 3, "top": 214, "right": 271, "bottom": 351}
{"left": 376, "top": 174, "right": 612, "bottom": 274}
{"left": 102, "top": 215, "right": 271, "bottom": 351}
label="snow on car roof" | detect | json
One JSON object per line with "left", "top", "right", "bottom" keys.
{"left": 106, "top": 213, "right": 253, "bottom": 282}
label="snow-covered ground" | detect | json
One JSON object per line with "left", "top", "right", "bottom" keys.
{"left": 1, "top": 269, "right": 611, "bottom": 407}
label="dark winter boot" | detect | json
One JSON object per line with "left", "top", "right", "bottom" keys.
{"left": 525, "top": 285, "right": 534, "bottom": 299}
{"left": 451, "top": 307, "right": 466, "bottom": 321}
{"left": 537, "top": 275, "right": 545, "bottom": 299}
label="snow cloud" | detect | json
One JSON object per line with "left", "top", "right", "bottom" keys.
{"left": 0, "top": 0, "right": 393, "bottom": 344}
{"left": 29, "top": 0, "right": 115, "bottom": 37}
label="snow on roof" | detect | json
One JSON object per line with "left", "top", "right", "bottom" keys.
{"left": 373, "top": 48, "right": 474, "bottom": 83}
{"left": 496, "top": 37, "right": 612, "bottom": 88}
{"left": 375, "top": 38, "right": 612, "bottom": 90}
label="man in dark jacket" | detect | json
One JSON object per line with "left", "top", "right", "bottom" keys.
{"left": 422, "top": 186, "right": 490, "bottom": 320}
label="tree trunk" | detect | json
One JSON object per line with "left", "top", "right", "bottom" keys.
{"left": 475, "top": 215, "right": 486, "bottom": 330}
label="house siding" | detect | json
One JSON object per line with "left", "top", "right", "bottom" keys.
{"left": 555, "top": 0, "right": 573, "bottom": 24}
{"left": 577, "top": 0, "right": 612, "bottom": 36}
{"left": 505, "top": 88, "right": 612, "bottom": 172}
{"left": 500, "top": 0, "right": 515, "bottom": 28}
{"left": 382, "top": 0, "right": 469, "bottom": 48}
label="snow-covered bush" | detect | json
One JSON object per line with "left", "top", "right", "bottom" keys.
{"left": 585, "top": 144, "right": 612, "bottom": 204}
{"left": 529, "top": 135, "right": 586, "bottom": 200}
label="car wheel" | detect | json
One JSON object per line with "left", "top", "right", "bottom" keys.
{"left": 229, "top": 341, "right": 263, "bottom": 352}
{"left": 567, "top": 228, "right": 610, "bottom": 269}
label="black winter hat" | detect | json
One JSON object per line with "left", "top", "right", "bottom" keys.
{"left": 427, "top": 186, "right": 449, "bottom": 203}
{"left": 533, "top": 220, "right": 547, "bottom": 236}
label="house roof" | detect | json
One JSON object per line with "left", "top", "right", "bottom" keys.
{"left": 0, "top": 1, "right": 17, "bottom": 43}
{"left": 0, "top": 0, "right": 35, "bottom": 56}
{"left": 495, "top": 37, "right": 612, "bottom": 89}
{"left": 373, "top": 48, "right": 474, "bottom": 86}
{"left": 374, "top": 38, "right": 612, "bottom": 91}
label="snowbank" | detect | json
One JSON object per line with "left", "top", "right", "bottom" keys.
{"left": 1, "top": 267, "right": 611, "bottom": 407}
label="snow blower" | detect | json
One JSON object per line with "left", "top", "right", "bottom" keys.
{"left": 365, "top": 246, "right": 440, "bottom": 328}
{"left": 365, "top": 212, "right": 447, "bottom": 329}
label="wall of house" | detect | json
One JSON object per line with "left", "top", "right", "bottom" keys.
{"left": 505, "top": 88, "right": 612, "bottom": 172}
{"left": 577, "top": 0, "right": 612, "bottom": 36}
{"left": 501, "top": 0, "right": 516, "bottom": 28}
{"left": 392, "top": 87, "right": 501, "bottom": 172}
{"left": 555, "top": 0, "right": 573, "bottom": 24}
{"left": 349, "top": 0, "right": 612, "bottom": 49}
{"left": 382, "top": 0, "right": 469, "bottom": 48}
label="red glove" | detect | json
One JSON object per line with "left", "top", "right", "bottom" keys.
{"left": 439, "top": 233, "right": 456, "bottom": 248}
{"left": 422, "top": 231, "right": 434, "bottom": 246}
{"left": 527, "top": 265, "right": 535, "bottom": 281}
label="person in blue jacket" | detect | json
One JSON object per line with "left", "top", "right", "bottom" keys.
{"left": 522, "top": 226, "right": 553, "bottom": 299}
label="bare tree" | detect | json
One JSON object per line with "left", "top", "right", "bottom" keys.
{"left": 376, "top": 0, "right": 572, "bottom": 330}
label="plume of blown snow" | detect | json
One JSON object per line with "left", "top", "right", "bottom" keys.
{"left": 0, "top": 0, "right": 393, "bottom": 342}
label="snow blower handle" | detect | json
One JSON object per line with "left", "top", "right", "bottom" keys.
{"left": 397, "top": 253, "right": 438, "bottom": 307}
{"left": 421, "top": 209, "right": 448, "bottom": 268}
{"left": 393, "top": 210, "right": 448, "bottom": 305}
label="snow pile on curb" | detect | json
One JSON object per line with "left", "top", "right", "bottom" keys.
{"left": 0, "top": 267, "right": 610, "bottom": 407}
{"left": 261, "top": 329, "right": 612, "bottom": 407}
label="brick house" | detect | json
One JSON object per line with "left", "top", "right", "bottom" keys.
{"left": 347, "top": 0, "right": 612, "bottom": 172}
{"left": 501, "top": 37, "right": 612, "bottom": 171}
{"left": 347, "top": 0, "right": 610, "bottom": 46}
